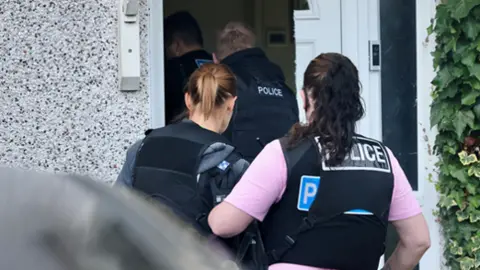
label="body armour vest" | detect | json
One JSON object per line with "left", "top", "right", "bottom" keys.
{"left": 261, "top": 135, "right": 394, "bottom": 270}
{"left": 132, "top": 121, "right": 230, "bottom": 234}
{"left": 221, "top": 48, "right": 299, "bottom": 162}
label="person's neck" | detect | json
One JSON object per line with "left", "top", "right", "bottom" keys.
{"left": 189, "top": 114, "right": 222, "bottom": 134}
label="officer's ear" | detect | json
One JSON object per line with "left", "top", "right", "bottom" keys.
{"left": 226, "top": 96, "right": 237, "bottom": 112}
{"left": 185, "top": 93, "right": 193, "bottom": 111}
{"left": 170, "top": 39, "right": 182, "bottom": 57}
{"left": 300, "top": 89, "right": 307, "bottom": 111}
{"left": 212, "top": 53, "right": 220, "bottom": 64}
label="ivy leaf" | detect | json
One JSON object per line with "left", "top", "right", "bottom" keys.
{"left": 469, "top": 64, "right": 480, "bottom": 81}
{"left": 474, "top": 103, "right": 480, "bottom": 119}
{"left": 433, "top": 66, "right": 457, "bottom": 88}
{"left": 440, "top": 85, "right": 461, "bottom": 100}
{"left": 459, "top": 151, "right": 479, "bottom": 165}
{"left": 451, "top": 166, "right": 469, "bottom": 183}
{"left": 440, "top": 194, "right": 459, "bottom": 209}
{"left": 461, "top": 90, "right": 480, "bottom": 105}
{"left": 466, "top": 182, "right": 478, "bottom": 195}
{"left": 472, "top": 235, "right": 480, "bottom": 252}
{"left": 459, "top": 256, "right": 476, "bottom": 270}
{"left": 432, "top": 69, "right": 452, "bottom": 88}
{"left": 432, "top": 48, "right": 450, "bottom": 70}
{"left": 468, "top": 165, "right": 480, "bottom": 178}
{"left": 450, "top": 0, "right": 479, "bottom": 20}
{"left": 450, "top": 240, "right": 464, "bottom": 255}
{"left": 431, "top": 101, "right": 445, "bottom": 127}
{"left": 451, "top": 189, "right": 468, "bottom": 208}
{"left": 427, "top": 24, "right": 434, "bottom": 35}
{"left": 471, "top": 211, "right": 480, "bottom": 223}
{"left": 453, "top": 110, "right": 475, "bottom": 139}
{"left": 464, "top": 17, "right": 480, "bottom": 40}
{"left": 466, "top": 79, "right": 480, "bottom": 90}
{"left": 461, "top": 51, "right": 478, "bottom": 67}
{"left": 468, "top": 195, "right": 480, "bottom": 208}
{"left": 475, "top": 250, "right": 480, "bottom": 268}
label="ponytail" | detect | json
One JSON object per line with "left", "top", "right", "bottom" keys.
{"left": 287, "top": 53, "right": 364, "bottom": 166}
{"left": 197, "top": 73, "right": 218, "bottom": 119}
{"left": 185, "top": 63, "right": 237, "bottom": 121}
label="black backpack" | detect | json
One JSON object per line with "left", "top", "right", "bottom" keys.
{"left": 133, "top": 133, "right": 267, "bottom": 269}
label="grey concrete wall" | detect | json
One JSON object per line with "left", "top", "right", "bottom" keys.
{"left": 0, "top": 0, "right": 150, "bottom": 182}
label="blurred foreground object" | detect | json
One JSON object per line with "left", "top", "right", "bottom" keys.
{"left": 0, "top": 167, "right": 239, "bottom": 270}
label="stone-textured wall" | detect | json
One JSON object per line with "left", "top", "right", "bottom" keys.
{"left": 0, "top": 0, "right": 150, "bottom": 182}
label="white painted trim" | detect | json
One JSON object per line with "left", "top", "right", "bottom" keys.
{"left": 416, "top": 0, "right": 443, "bottom": 269}
{"left": 294, "top": 39, "right": 319, "bottom": 123}
{"left": 148, "top": 0, "right": 165, "bottom": 129}
{"left": 366, "top": 0, "right": 382, "bottom": 142}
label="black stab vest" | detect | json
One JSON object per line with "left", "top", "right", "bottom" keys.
{"left": 132, "top": 121, "right": 231, "bottom": 234}
{"left": 221, "top": 48, "right": 299, "bottom": 162}
{"left": 261, "top": 135, "right": 394, "bottom": 270}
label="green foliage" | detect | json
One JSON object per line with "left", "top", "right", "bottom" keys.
{"left": 431, "top": 1, "right": 480, "bottom": 269}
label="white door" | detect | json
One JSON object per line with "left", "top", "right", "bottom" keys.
{"left": 294, "top": 0, "right": 382, "bottom": 142}
{"left": 293, "top": 0, "right": 342, "bottom": 123}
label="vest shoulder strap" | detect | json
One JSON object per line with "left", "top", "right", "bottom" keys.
{"left": 278, "top": 137, "right": 313, "bottom": 180}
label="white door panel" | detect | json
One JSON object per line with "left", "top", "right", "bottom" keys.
{"left": 294, "top": 0, "right": 342, "bottom": 123}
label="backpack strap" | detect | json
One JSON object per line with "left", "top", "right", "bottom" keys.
{"left": 235, "top": 222, "right": 268, "bottom": 270}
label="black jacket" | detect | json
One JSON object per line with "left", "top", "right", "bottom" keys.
{"left": 221, "top": 48, "right": 299, "bottom": 162}
{"left": 164, "top": 50, "right": 213, "bottom": 124}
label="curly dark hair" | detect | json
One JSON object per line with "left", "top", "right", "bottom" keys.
{"left": 288, "top": 53, "right": 365, "bottom": 166}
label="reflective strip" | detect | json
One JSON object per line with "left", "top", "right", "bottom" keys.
{"left": 344, "top": 209, "right": 374, "bottom": 215}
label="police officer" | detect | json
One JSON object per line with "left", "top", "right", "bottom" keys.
{"left": 208, "top": 53, "right": 430, "bottom": 270}
{"left": 164, "top": 11, "right": 213, "bottom": 124}
{"left": 215, "top": 22, "right": 299, "bottom": 162}
{"left": 115, "top": 63, "right": 266, "bottom": 269}
{"left": 116, "top": 62, "right": 244, "bottom": 228}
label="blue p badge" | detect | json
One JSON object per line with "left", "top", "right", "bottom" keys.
{"left": 297, "top": 175, "right": 321, "bottom": 212}
{"left": 195, "top": 59, "right": 213, "bottom": 67}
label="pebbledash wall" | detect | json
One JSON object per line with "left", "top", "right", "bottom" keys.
{"left": 0, "top": 0, "right": 151, "bottom": 182}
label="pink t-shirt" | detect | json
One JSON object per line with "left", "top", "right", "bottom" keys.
{"left": 224, "top": 140, "right": 422, "bottom": 270}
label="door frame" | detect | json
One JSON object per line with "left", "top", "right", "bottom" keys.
{"left": 147, "top": 0, "right": 442, "bottom": 268}
{"left": 148, "top": 0, "right": 165, "bottom": 129}
{"left": 415, "top": 0, "right": 443, "bottom": 268}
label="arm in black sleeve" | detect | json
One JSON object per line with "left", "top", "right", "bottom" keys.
{"left": 114, "top": 140, "right": 142, "bottom": 187}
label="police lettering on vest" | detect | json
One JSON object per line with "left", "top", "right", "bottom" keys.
{"left": 258, "top": 86, "right": 283, "bottom": 97}
{"left": 296, "top": 136, "right": 391, "bottom": 213}
{"left": 316, "top": 136, "right": 391, "bottom": 173}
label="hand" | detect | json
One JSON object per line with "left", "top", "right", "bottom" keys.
{"left": 209, "top": 164, "right": 237, "bottom": 205}
{"left": 209, "top": 158, "right": 249, "bottom": 206}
